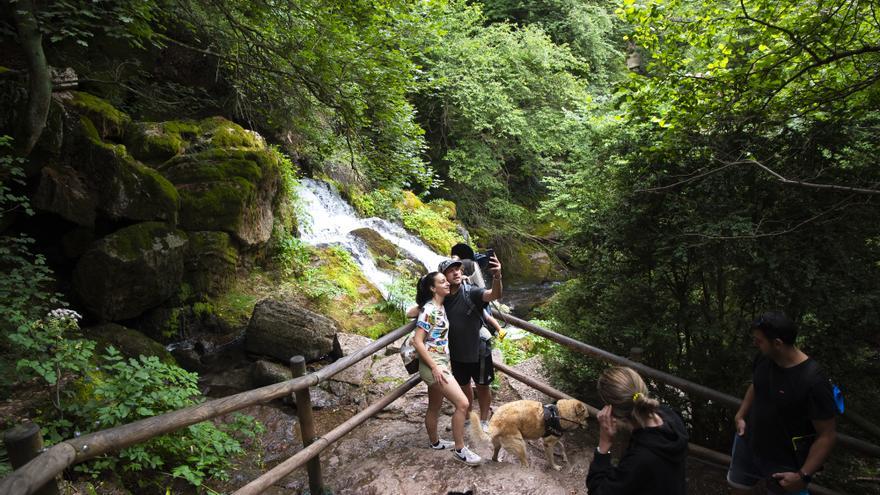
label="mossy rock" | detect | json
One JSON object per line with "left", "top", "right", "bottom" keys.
{"left": 310, "top": 246, "right": 388, "bottom": 333}
{"left": 64, "top": 91, "right": 131, "bottom": 141}
{"left": 125, "top": 121, "right": 189, "bottom": 164}
{"left": 159, "top": 147, "right": 280, "bottom": 245}
{"left": 427, "top": 199, "right": 456, "bottom": 220}
{"left": 73, "top": 222, "right": 189, "bottom": 321}
{"left": 496, "top": 239, "right": 566, "bottom": 284}
{"left": 350, "top": 227, "right": 400, "bottom": 269}
{"left": 84, "top": 323, "right": 176, "bottom": 364}
{"left": 198, "top": 117, "right": 265, "bottom": 149}
{"left": 184, "top": 231, "right": 239, "bottom": 296}
{"left": 71, "top": 117, "right": 179, "bottom": 223}
{"left": 396, "top": 191, "right": 465, "bottom": 254}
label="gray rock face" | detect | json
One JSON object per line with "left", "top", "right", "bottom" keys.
{"left": 73, "top": 222, "right": 188, "bottom": 321}
{"left": 184, "top": 231, "right": 238, "bottom": 296}
{"left": 331, "top": 333, "right": 375, "bottom": 386}
{"left": 252, "top": 359, "right": 293, "bottom": 387}
{"left": 33, "top": 165, "right": 97, "bottom": 226}
{"left": 246, "top": 300, "right": 339, "bottom": 362}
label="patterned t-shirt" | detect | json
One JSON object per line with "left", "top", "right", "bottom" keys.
{"left": 417, "top": 301, "right": 450, "bottom": 356}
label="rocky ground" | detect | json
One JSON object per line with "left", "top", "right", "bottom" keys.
{"left": 202, "top": 335, "right": 731, "bottom": 495}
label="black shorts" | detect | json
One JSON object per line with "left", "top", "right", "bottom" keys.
{"left": 451, "top": 356, "right": 494, "bottom": 386}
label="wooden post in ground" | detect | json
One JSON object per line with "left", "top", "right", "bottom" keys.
{"left": 4, "top": 423, "right": 60, "bottom": 495}
{"left": 291, "top": 355, "right": 324, "bottom": 495}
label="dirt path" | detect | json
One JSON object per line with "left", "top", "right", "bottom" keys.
{"left": 207, "top": 336, "right": 730, "bottom": 495}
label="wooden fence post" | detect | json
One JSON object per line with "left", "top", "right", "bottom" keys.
{"left": 291, "top": 355, "right": 324, "bottom": 495}
{"left": 4, "top": 423, "right": 60, "bottom": 495}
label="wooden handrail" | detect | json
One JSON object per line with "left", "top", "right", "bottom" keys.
{"left": 493, "top": 310, "right": 880, "bottom": 459}
{"left": 234, "top": 374, "right": 422, "bottom": 494}
{"left": 0, "top": 321, "right": 415, "bottom": 495}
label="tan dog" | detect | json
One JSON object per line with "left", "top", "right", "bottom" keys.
{"left": 469, "top": 399, "right": 588, "bottom": 470}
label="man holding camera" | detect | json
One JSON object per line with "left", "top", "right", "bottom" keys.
{"left": 438, "top": 250, "right": 503, "bottom": 432}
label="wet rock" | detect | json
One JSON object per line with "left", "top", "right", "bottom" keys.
{"left": 199, "top": 366, "right": 253, "bottom": 397}
{"left": 72, "top": 222, "right": 188, "bottom": 320}
{"left": 245, "top": 299, "right": 339, "bottom": 362}
{"left": 253, "top": 360, "right": 293, "bottom": 387}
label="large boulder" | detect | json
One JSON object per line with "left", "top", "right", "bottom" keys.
{"left": 75, "top": 133, "right": 180, "bottom": 224}
{"left": 246, "top": 299, "right": 341, "bottom": 362}
{"left": 184, "top": 231, "right": 238, "bottom": 296}
{"left": 496, "top": 238, "right": 566, "bottom": 284}
{"left": 124, "top": 121, "right": 194, "bottom": 164}
{"left": 349, "top": 227, "right": 424, "bottom": 278}
{"left": 73, "top": 222, "right": 188, "bottom": 320}
{"left": 62, "top": 91, "right": 131, "bottom": 141}
{"left": 152, "top": 117, "right": 280, "bottom": 246}
{"left": 32, "top": 165, "right": 97, "bottom": 226}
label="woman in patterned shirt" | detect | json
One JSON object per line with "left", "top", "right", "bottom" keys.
{"left": 413, "top": 271, "right": 482, "bottom": 465}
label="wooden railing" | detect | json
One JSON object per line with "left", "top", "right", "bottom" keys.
{"left": 3, "top": 312, "right": 878, "bottom": 495}
{"left": 493, "top": 310, "right": 880, "bottom": 459}
{"left": 0, "top": 321, "right": 415, "bottom": 495}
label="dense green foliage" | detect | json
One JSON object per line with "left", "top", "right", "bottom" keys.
{"left": 537, "top": 0, "right": 880, "bottom": 487}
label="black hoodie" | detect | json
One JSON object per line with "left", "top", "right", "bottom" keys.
{"left": 586, "top": 405, "right": 688, "bottom": 495}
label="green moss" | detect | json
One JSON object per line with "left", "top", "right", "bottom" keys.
{"left": 68, "top": 91, "right": 131, "bottom": 139}
{"left": 427, "top": 199, "right": 457, "bottom": 219}
{"left": 398, "top": 192, "right": 464, "bottom": 254}
{"left": 178, "top": 177, "right": 256, "bottom": 231}
{"left": 198, "top": 117, "right": 262, "bottom": 149}
{"left": 163, "top": 120, "right": 201, "bottom": 138}
{"left": 80, "top": 116, "right": 100, "bottom": 141}
{"left": 210, "top": 290, "right": 258, "bottom": 326}
{"left": 102, "top": 222, "right": 184, "bottom": 261}
{"left": 125, "top": 122, "right": 186, "bottom": 163}
{"left": 192, "top": 301, "right": 215, "bottom": 319}
{"left": 161, "top": 148, "right": 276, "bottom": 185}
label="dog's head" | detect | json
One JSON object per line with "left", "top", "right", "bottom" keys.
{"left": 557, "top": 399, "right": 589, "bottom": 430}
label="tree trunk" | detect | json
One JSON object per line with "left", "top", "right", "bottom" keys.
{"left": 9, "top": 0, "right": 51, "bottom": 156}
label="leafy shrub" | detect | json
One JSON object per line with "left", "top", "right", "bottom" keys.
{"left": 66, "top": 347, "right": 250, "bottom": 487}
{"left": 6, "top": 309, "right": 257, "bottom": 488}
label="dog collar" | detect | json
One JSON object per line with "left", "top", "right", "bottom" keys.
{"left": 543, "top": 404, "right": 564, "bottom": 437}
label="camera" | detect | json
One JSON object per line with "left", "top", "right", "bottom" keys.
{"left": 474, "top": 248, "right": 495, "bottom": 270}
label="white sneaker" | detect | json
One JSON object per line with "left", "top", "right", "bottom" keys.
{"left": 431, "top": 439, "right": 456, "bottom": 450}
{"left": 452, "top": 446, "right": 482, "bottom": 466}
{"left": 480, "top": 420, "right": 490, "bottom": 433}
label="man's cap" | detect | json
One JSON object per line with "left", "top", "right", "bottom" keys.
{"left": 451, "top": 243, "right": 475, "bottom": 261}
{"left": 438, "top": 259, "right": 463, "bottom": 273}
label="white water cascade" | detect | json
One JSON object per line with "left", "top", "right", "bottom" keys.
{"left": 295, "top": 179, "right": 447, "bottom": 299}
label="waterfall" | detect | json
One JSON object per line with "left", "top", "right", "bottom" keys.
{"left": 295, "top": 179, "right": 446, "bottom": 298}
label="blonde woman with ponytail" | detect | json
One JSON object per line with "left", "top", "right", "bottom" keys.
{"left": 586, "top": 366, "right": 688, "bottom": 495}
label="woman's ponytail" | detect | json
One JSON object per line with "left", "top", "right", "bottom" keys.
{"left": 597, "top": 366, "right": 660, "bottom": 428}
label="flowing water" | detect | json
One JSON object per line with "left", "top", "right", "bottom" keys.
{"left": 295, "top": 179, "right": 445, "bottom": 299}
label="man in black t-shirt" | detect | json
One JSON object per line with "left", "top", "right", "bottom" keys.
{"left": 727, "top": 311, "right": 837, "bottom": 494}
{"left": 437, "top": 255, "right": 503, "bottom": 431}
